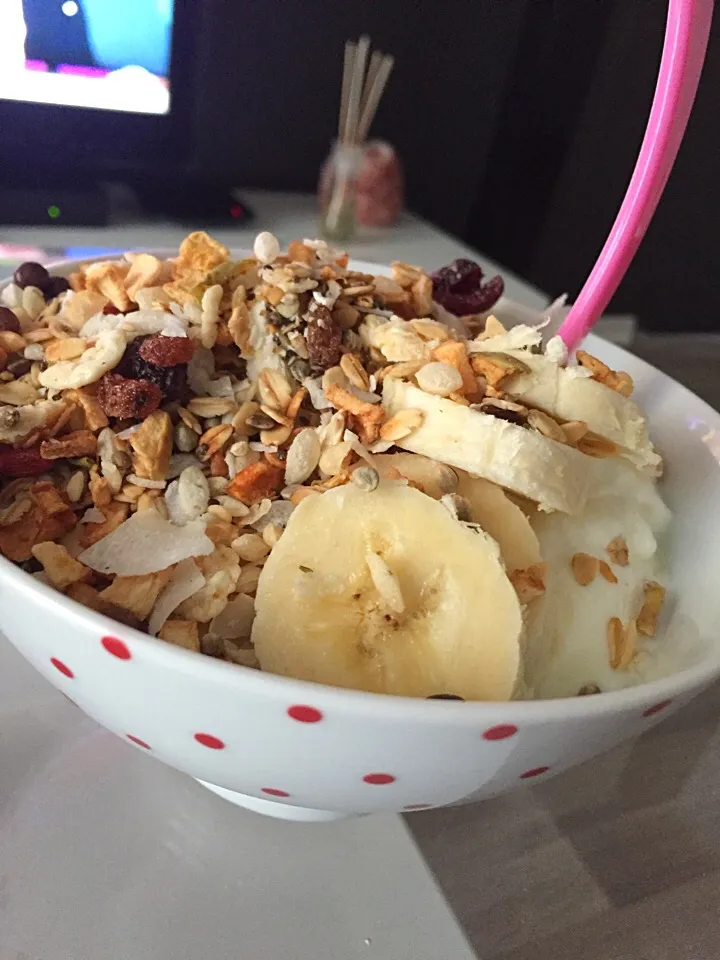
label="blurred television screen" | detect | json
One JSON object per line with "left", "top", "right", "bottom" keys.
{"left": 0, "top": 0, "right": 173, "bottom": 116}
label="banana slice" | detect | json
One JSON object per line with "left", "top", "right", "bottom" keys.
{"left": 455, "top": 472, "right": 541, "bottom": 573}
{"left": 252, "top": 482, "right": 522, "bottom": 700}
{"left": 382, "top": 379, "right": 593, "bottom": 514}
{"left": 494, "top": 350, "right": 660, "bottom": 473}
{"left": 372, "top": 452, "right": 459, "bottom": 499}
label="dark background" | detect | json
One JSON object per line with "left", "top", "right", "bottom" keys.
{"left": 184, "top": 0, "right": 717, "bottom": 332}
{"left": 8, "top": 0, "right": 720, "bottom": 331}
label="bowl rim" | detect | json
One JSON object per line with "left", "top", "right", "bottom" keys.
{"left": 2, "top": 253, "right": 720, "bottom": 722}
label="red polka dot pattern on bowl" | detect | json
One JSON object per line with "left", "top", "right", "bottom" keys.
{"left": 643, "top": 699, "right": 672, "bottom": 717}
{"left": 363, "top": 773, "right": 396, "bottom": 785}
{"left": 101, "top": 636, "right": 131, "bottom": 660}
{"left": 482, "top": 724, "right": 518, "bottom": 741}
{"left": 287, "top": 705, "right": 323, "bottom": 723}
{"left": 520, "top": 766, "right": 550, "bottom": 779}
{"left": 127, "top": 735, "right": 151, "bottom": 750}
{"left": 194, "top": 733, "right": 225, "bottom": 750}
{"left": 50, "top": 657, "right": 74, "bottom": 678}
{"left": 262, "top": 788, "right": 290, "bottom": 797}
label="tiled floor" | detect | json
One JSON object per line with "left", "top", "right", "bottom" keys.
{"left": 409, "top": 338, "right": 720, "bottom": 959}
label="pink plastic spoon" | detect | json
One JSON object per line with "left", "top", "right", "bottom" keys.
{"left": 557, "top": 0, "right": 714, "bottom": 352}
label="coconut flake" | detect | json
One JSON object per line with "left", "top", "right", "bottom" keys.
{"left": 468, "top": 321, "right": 548, "bottom": 354}
{"left": 303, "top": 377, "right": 331, "bottom": 410}
{"left": 80, "top": 312, "right": 123, "bottom": 337}
{"left": 148, "top": 558, "right": 206, "bottom": 636}
{"left": 208, "top": 593, "right": 255, "bottom": 641}
{"left": 79, "top": 509, "right": 214, "bottom": 576}
{"left": 115, "top": 423, "right": 143, "bottom": 441}
{"left": 81, "top": 506, "right": 105, "bottom": 524}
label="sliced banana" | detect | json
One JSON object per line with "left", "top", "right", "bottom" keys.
{"left": 252, "top": 482, "right": 522, "bottom": 700}
{"left": 382, "top": 379, "right": 593, "bottom": 514}
{"left": 498, "top": 350, "right": 660, "bottom": 473}
{"left": 372, "top": 452, "right": 458, "bottom": 499}
{"left": 455, "top": 472, "right": 541, "bottom": 573}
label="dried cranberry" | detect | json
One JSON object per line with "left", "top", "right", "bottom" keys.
{"left": 116, "top": 338, "right": 188, "bottom": 403}
{"left": 0, "top": 445, "right": 50, "bottom": 477}
{"left": 97, "top": 373, "right": 163, "bottom": 419}
{"left": 43, "top": 276, "right": 71, "bottom": 300}
{"left": 430, "top": 258, "right": 504, "bottom": 316}
{"left": 0, "top": 306, "right": 20, "bottom": 333}
{"left": 431, "top": 259, "right": 484, "bottom": 295}
{"left": 305, "top": 304, "right": 342, "bottom": 372}
{"left": 139, "top": 335, "right": 194, "bottom": 367}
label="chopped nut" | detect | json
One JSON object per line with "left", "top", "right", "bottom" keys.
{"left": 470, "top": 352, "right": 531, "bottom": 389}
{"left": 379, "top": 409, "right": 424, "bottom": 443}
{"left": 178, "top": 405, "right": 203, "bottom": 434}
{"left": 509, "top": 563, "right": 547, "bottom": 603}
{"left": 44, "top": 338, "right": 87, "bottom": 363}
{"left": 561, "top": 420, "right": 589, "bottom": 445}
{"left": 0, "top": 331, "right": 28, "bottom": 354}
{"left": 637, "top": 580, "right": 666, "bottom": 637}
{"left": 231, "top": 532, "right": 270, "bottom": 562}
{"left": 0, "top": 482, "right": 76, "bottom": 562}
{"left": 289, "top": 486, "right": 320, "bottom": 505}
{"left": 324, "top": 382, "right": 385, "bottom": 445}
{"left": 571, "top": 552, "right": 599, "bottom": 586}
{"left": 607, "top": 536, "right": 629, "bottom": 566}
{"left": 578, "top": 683, "right": 601, "bottom": 696}
{"left": 598, "top": 560, "right": 618, "bottom": 584}
{"left": 528, "top": 409, "right": 567, "bottom": 444}
{"left": 159, "top": 619, "right": 201, "bottom": 652}
{"left": 81, "top": 500, "right": 129, "bottom": 547}
{"left": 340, "top": 352, "right": 370, "bottom": 391}
{"left": 31, "top": 541, "right": 89, "bottom": 590}
{"left": 577, "top": 350, "right": 634, "bottom": 397}
{"left": 99, "top": 568, "right": 173, "bottom": 620}
{"left": 67, "top": 387, "right": 109, "bottom": 431}
{"left": 577, "top": 432, "right": 618, "bottom": 458}
{"left": 129, "top": 410, "right": 173, "bottom": 481}
{"left": 378, "top": 359, "right": 427, "bottom": 382}
{"left": 228, "top": 302, "right": 251, "bottom": 354}
{"left": 40, "top": 429, "right": 97, "bottom": 460}
{"left": 89, "top": 468, "right": 113, "bottom": 508}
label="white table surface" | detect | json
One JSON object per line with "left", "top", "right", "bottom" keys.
{"left": 0, "top": 191, "right": 508, "bottom": 960}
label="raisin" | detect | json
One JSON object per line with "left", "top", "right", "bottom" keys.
{"left": 116, "top": 338, "right": 188, "bottom": 402}
{"left": 480, "top": 403, "right": 526, "bottom": 426}
{"left": 305, "top": 304, "right": 342, "bottom": 372}
{"left": 139, "top": 335, "right": 194, "bottom": 367}
{"left": 43, "top": 276, "right": 71, "bottom": 300}
{"left": 13, "top": 261, "right": 50, "bottom": 290}
{"left": 97, "top": 373, "right": 163, "bottom": 419}
{"left": 430, "top": 258, "right": 504, "bottom": 316}
{"left": 0, "top": 445, "right": 50, "bottom": 477}
{"left": 0, "top": 307, "right": 20, "bottom": 333}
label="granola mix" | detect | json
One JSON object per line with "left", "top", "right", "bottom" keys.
{"left": 0, "top": 232, "right": 666, "bottom": 692}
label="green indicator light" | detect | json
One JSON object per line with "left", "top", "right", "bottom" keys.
{"left": 47, "top": 205, "right": 61, "bottom": 219}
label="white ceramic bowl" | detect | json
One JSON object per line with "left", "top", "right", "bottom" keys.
{"left": 2, "top": 256, "right": 720, "bottom": 822}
